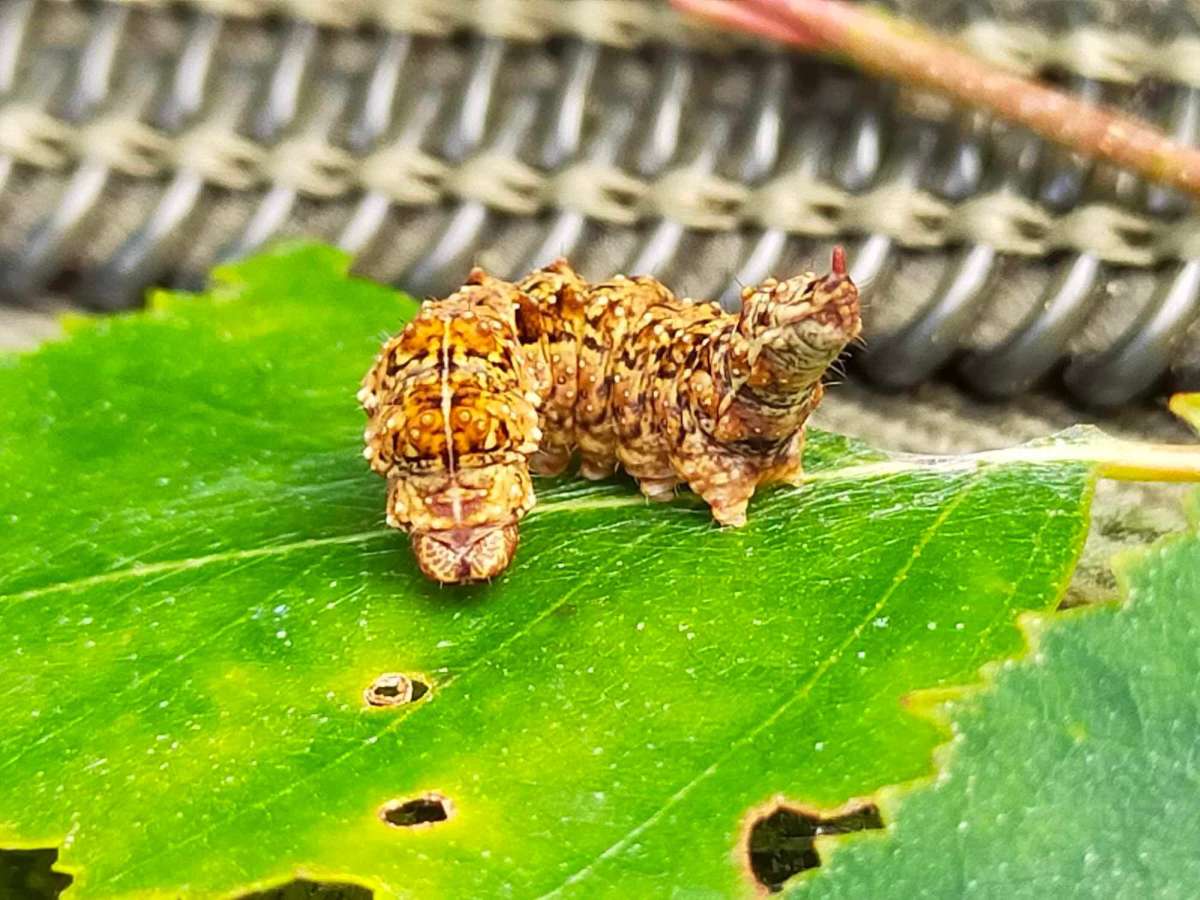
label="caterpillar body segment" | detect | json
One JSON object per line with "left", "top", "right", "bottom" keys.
{"left": 359, "top": 274, "right": 540, "bottom": 583}
{"left": 361, "top": 249, "right": 861, "bottom": 583}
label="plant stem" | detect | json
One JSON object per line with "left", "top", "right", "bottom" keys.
{"left": 673, "top": 0, "right": 1200, "bottom": 199}
{"left": 1170, "top": 394, "right": 1200, "bottom": 435}
{"left": 673, "top": 0, "right": 821, "bottom": 46}
{"left": 801, "top": 438, "right": 1200, "bottom": 486}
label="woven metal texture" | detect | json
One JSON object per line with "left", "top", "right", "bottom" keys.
{"left": 1, "top": 0, "right": 1199, "bottom": 407}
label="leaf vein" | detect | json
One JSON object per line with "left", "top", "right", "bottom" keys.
{"left": 105, "top": 521, "right": 671, "bottom": 890}
{"left": 539, "top": 471, "right": 987, "bottom": 897}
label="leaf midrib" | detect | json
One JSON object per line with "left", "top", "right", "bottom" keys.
{"left": 0, "top": 494, "right": 648, "bottom": 604}
{"left": 7, "top": 442, "right": 1121, "bottom": 605}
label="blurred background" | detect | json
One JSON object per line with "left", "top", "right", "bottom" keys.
{"left": 1, "top": 0, "right": 1199, "bottom": 599}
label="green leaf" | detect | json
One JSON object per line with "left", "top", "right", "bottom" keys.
{"left": 795, "top": 490, "right": 1200, "bottom": 899}
{"left": 0, "top": 243, "right": 1181, "bottom": 898}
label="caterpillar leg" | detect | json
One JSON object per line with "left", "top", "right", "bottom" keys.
{"left": 684, "top": 465, "right": 758, "bottom": 528}
{"left": 771, "top": 432, "right": 807, "bottom": 487}
{"left": 530, "top": 446, "right": 572, "bottom": 476}
{"left": 767, "top": 454, "right": 806, "bottom": 488}
{"left": 637, "top": 476, "right": 678, "bottom": 502}
{"left": 579, "top": 453, "right": 619, "bottom": 481}
{"left": 697, "top": 480, "right": 756, "bottom": 527}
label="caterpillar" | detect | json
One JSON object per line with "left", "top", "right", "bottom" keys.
{"left": 359, "top": 247, "right": 860, "bottom": 584}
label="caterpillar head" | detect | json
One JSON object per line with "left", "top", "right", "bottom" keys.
{"left": 386, "top": 461, "right": 533, "bottom": 584}
{"left": 739, "top": 246, "right": 861, "bottom": 385}
{"left": 411, "top": 524, "right": 520, "bottom": 584}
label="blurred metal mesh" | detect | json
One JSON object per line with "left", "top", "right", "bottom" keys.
{"left": 0, "top": 0, "right": 1198, "bottom": 410}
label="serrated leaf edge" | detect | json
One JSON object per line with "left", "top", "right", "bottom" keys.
{"left": 793, "top": 476, "right": 1200, "bottom": 893}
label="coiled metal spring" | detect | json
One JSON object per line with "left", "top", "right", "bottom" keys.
{"left": 0, "top": 0, "right": 1197, "bottom": 408}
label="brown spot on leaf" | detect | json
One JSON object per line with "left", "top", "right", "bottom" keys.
{"left": 380, "top": 793, "right": 453, "bottom": 828}
{"left": 238, "top": 878, "right": 371, "bottom": 899}
{"left": 744, "top": 798, "right": 884, "bottom": 892}
{"left": 363, "top": 673, "right": 429, "bottom": 708}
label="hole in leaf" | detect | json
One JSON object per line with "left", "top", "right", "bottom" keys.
{"left": 747, "top": 801, "right": 884, "bottom": 891}
{"left": 238, "top": 878, "right": 372, "bottom": 899}
{"left": 363, "top": 673, "right": 429, "bottom": 707}
{"left": 380, "top": 793, "right": 453, "bottom": 828}
{"left": 0, "top": 847, "right": 72, "bottom": 899}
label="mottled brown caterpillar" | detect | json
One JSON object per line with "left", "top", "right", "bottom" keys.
{"left": 360, "top": 248, "right": 860, "bottom": 583}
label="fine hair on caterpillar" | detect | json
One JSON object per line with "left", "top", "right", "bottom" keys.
{"left": 360, "top": 247, "right": 861, "bottom": 584}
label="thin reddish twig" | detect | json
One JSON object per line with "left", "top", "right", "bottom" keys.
{"left": 671, "top": 0, "right": 821, "bottom": 46}
{"left": 673, "top": 0, "right": 1200, "bottom": 199}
